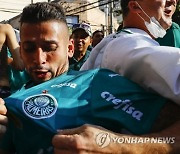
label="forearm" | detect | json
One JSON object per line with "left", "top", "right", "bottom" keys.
{"left": 0, "top": 98, "right": 8, "bottom": 141}
{"left": 53, "top": 102, "right": 180, "bottom": 153}
{"left": 53, "top": 123, "right": 179, "bottom": 154}
{"left": 104, "top": 121, "right": 179, "bottom": 154}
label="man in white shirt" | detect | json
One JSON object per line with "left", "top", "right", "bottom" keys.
{"left": 81, "top": 0, "right": 180, "bottom": 104}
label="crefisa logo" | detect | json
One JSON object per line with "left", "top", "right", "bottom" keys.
{"left": 22, "top": 94, "right": 58, "bottom": 119}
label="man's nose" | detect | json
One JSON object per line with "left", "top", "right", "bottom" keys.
{"left": 33, "top": 48, "right": 46, "bottom": 65}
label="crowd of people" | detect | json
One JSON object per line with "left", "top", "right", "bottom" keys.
{"left": 0, "top": 0, "right": 179, "bottom": 153}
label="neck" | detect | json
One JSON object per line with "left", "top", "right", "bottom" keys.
{"left": 123, "top": 16, "right": 154, "bottom": 39}
{"left": 73, "top": 50, "right": 86, "bottom": 61}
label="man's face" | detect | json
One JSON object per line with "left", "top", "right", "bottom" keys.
{"left": 20, "top": 21, "right": 73, "bottom": 84}
{"left": 137, "top": 0, "right": 177, "bottom": 29}
{"left": 72, "top": 29, "right": 91, "bottom": 54}
{"left": 161, "top": 0, "right": 177, "bottom": 28}
{"left": 92, "top": 32, "right": 104, "bottom": 47}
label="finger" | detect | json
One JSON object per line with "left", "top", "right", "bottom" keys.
{"left": 0, "top": 115, "right": 8, "bottom": 125}
{"left": 0, "top": 125, "right": 7, "bottom": 135}
{"left": 57, "top": 126, "right": 84, "bottom": 135}
{"left": 0, "top": 98, "right": 5, "bottom": 105}
{"left": 0, "top": 104, "right": 7, "bottom": 115}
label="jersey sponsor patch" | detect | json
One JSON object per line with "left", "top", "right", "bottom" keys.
{"left": 22, "top": 94, "right": 58, "bottom": 119}
{"left": 101, "top": 91, "right": 143, "bottom": 121}
{"left": 51, "top": 82, "right": 77, "bottom": 88}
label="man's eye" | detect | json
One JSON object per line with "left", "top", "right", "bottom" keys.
{"left": 23, "top": 44, "right": 36, "bottom": 52}
{"left": 42, "top": 44, "right": 58, "bottom": 52}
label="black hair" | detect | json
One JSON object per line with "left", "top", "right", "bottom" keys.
{"left": 121, "top": 0, "right": 131, "bottom": 18}
{"left": 20, "top": 2, "right": 67, "bottom": 25}
{"left": 92, "top": 30, "right": 104, "bottom": 37}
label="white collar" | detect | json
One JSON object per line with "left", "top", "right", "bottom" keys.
{"left": 123, "top": 28, "right": 152, "bottom": 39}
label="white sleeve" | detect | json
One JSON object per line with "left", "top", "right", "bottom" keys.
{"left": 80, "top": 34, "right": 116, "bottom": 70}
{"left": 102, "top": 45, "right": 180, "bottom": 104}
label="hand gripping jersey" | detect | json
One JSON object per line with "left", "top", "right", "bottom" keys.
{"left": 1, "top": 69, "right": 166, "bottom": 154}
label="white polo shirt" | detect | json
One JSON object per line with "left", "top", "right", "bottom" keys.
{"left": 81, "top": 28, "right": 180, "bottom": 104}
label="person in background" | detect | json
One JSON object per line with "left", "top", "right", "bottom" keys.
{"left": 156, "top": 21, "right": 180, "bottom": 48}
{"left": 7, "top": 29, "right": 30, "bottom": 93}
{"left": 0, "top": 24, "right": 24, "bottom": 71}
{"left": 69, "top": 23, "right": 92, "bottom": 71}
{"left": 0, "top": 45, "right": 11, "bottom": 98}
{"left": 156, "top": 0, "right": 180, "bottom": 47}
{"left": 0, "top": 24, "right": 24, "bottom": 98}
{"left": 92, "top": 30, "right": 104, "bottom": 47}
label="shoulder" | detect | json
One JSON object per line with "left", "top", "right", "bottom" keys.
{"left": 68, "top": 68, "right": 121, "bottom": 81}
{"left": 106, "top": 30, "right": 157, "bottom": 51}
{"left": 171, "top": 22, "right": 180, "bottom": 29}
{"left": 86, "top": 68, "right": 138, "bottom": 86}
{"left": 0, "top": 24, "right": 12, "bottom": 32}
{"left": 84, "top": 50, "right": 91, "bottom": 58}
{"left": 0, "top": 24, "right": 15, "bottom": 39}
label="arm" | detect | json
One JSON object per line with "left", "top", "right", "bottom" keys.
{"left": 0, "top": 98, "right": 8, "bottom": 140}
{"left": 52, "top": 123, "right": 180, "bottom": 154}
{"left": 0, "top": 98, "right": 13, "bottom": 154}
{"left": 1, "top": 24, "right": 24, "bottom": 70}
{"left": 0, "top": 45, "right": 9, "bottom": 87}
{"left": 52, "top": 102, "right": 180, "bottom": 154}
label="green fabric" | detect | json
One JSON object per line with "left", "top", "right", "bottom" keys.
{"left": 156, "top": 22, "right": 180, "bottom": 48}
{"left": 8, "top": 66, "right": 30, "bottom": 93}
{"left": 69, "top": 49, "right": 91, "bottom": 71}
{"left": 6, "top": 50, "right": 30, "bottom": 93}
{"left": 1, "top": 69, "right": 166, "bottom": 153}
{"left": 0, "top": 119, "right": 53, "bottom": 154}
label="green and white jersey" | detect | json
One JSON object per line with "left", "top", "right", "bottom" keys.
{"left": 1, "top": 69, "right": 166, "bottom": 154}
{"left": 156, "top": 22, "right": 180, "bottom": 48}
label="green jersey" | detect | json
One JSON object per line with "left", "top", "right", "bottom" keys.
{"left": 69, "top": 49, "right": 91, "bottom": 71}
{"left": 156, "top": 22, "right": 180, "bottom": 48}
{"left": 7, "top": 50, "right": 30, "bottom": 93}
{"left": 1, "top": 69, "right": 166, "bottom": 154}
{"left": 8, "top": 66, "right": 30, "bottom": 93}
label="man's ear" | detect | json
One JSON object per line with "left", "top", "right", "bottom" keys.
{"left": 90, "top": 37, "right": 92, "bottom": 45}
{"left": 128, "top": 1, "right": 142, "bottom": 13}
{"left": 68, "top": 39, "right": 74, "bottom": 58}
